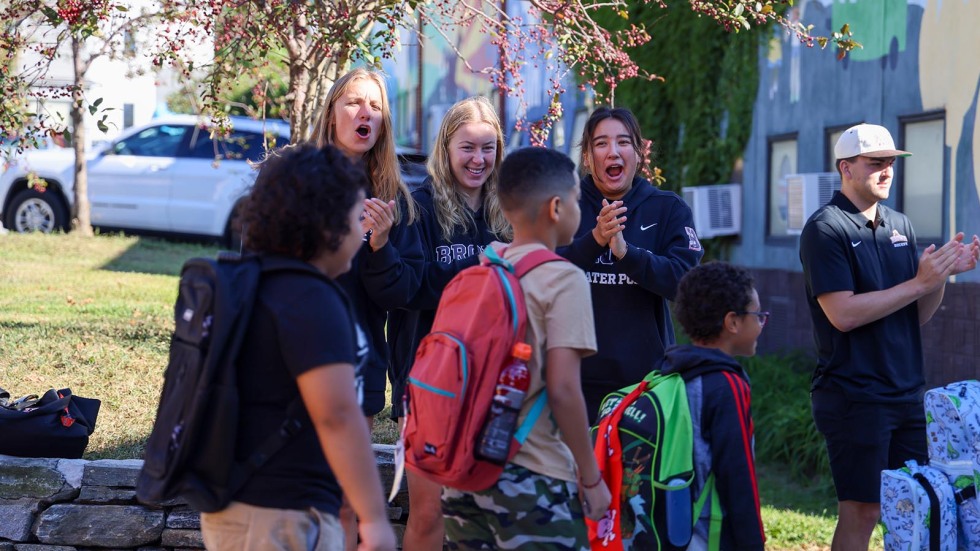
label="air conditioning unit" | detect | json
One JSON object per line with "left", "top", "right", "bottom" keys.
{"left": 784, "top": 172, "right": 841, "bottom": 234}
{"left": 681, "top": 184, "right": 741, "bottom": 239}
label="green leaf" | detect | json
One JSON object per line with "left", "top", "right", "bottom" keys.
{"left": 93, "top": 97, "right": 103, "bottom": 108}
{"left": 40, "top": 6, "right": 60, "bottom": 25}
{"left": 89, "top": 105, "right": 97, "bottom": 115}
{"left": 115, "top": 4, "right": 129, "bottom": 11}
{"left": 97, "top": 120, "right": 109, "bottom": 133}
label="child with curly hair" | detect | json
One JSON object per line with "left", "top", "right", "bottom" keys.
{"left": 664, "top": 261, "right": 767, "bottom": 550}
{"left": 199, "top": 143, "right": 395, "bottom": 551}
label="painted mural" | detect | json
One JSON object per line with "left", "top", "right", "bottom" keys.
{"left": 918, "top": 0, "right": 980, "bottom": 254}
{"left": 735, "top": 0, "right": 980, "bottom": 283}
{"left": 381, "top": 4, "right": 589, "bottom": 157}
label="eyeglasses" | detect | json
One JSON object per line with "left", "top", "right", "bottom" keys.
{"left": 736, "top": 310, "right": 770, "bottom": 327}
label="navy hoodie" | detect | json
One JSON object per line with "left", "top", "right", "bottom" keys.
{"left": 559, "top": 175, "right": 703, "bottom": 421}
{"left": 660, "top": 345, "right": 765, "bottom": 551}
{"left": 340, "top": 196, "right": 424, "bottom": 416}
{"left": 386, "top": 180, "right": 498, "bottom": 417}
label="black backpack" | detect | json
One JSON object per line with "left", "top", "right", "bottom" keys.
{"left": 136, "top": 253, "right": 325, "bottom": 512}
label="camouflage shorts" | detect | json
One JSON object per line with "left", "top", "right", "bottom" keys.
{"left": 441, "top": 463, "right": 588, "bottom": 550}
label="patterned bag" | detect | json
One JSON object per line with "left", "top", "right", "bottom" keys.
{"left": 941, "top": 461, "right": 980, "bottom": 551}
{"left": 925, "top": 381, "right": 980, "bottom": 471}
{"left": 881, "top": 460, "right": 958, "bottom": 551}
{"left": 924, "top": 381, "right": 980, "bottom": 550}
{"left": 955, "top": 489, "right": 980, "bottom": 550}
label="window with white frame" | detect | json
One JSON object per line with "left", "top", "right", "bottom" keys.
{"left": 768, "top": 137, "right": 798, "bottom": 236}
{"left": 901, "top": 117, "right": 945, "bottom": 241}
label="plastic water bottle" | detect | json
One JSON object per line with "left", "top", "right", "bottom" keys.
{"left": 476, "top": 342, "right": 533, "bottom": 464}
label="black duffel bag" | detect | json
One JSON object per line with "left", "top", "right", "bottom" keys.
{"left": 0, "top": 387, "right": 101, "bottom": 459}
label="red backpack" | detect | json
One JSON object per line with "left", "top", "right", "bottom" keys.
{"left": 402, "top": 247, "right": 564, "bottom": 491}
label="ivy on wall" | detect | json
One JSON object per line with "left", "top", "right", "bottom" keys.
{"left": 596, "top": 3, "right": 770, "bottom": 258}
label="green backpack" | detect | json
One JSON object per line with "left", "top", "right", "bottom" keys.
{"left": 587, "top": 370, "right": 722, "bottom": 551}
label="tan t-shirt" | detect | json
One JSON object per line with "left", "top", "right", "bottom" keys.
{"left": 504, "top": 243, "right": 597, "bottom": 482}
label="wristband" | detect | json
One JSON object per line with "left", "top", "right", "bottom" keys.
{"left": 581, "top": 474, "right": 603, "bottom": 489}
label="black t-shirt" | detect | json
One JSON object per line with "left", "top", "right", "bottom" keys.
{"left": 799, "top": 191, "right": 924, "bottom": 403}
{"left": 233, "top": 264, "right": 368, "bottom": 513}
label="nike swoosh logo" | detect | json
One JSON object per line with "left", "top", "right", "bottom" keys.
{"left": 641, "top": 223, "right": 658, "bottom": 231}
{"left": 851, "top": 241, "right": 861, "bottom": 248}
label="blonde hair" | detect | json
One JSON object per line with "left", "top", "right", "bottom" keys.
{"left": 426, "top": 96, "right": 511, "bottom": 242}
{"left": 313, "top": 68, "right": 415, "bottom": 224}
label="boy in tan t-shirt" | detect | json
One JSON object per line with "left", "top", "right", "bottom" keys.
{"left": 442, "top": 147, "right": 612, "bottom": 550}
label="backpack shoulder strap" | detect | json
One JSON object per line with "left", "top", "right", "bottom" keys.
{"left": 693, "top": 472, "right": 722, "bottom": 551}
{"left": 227, "top": 396, "right": 306, "bottom": 494}
{"left": 912, "top": 470, "right": 943, "bottom": 551}
{"left": 586, "top": 381, "right": 649, "bottom": 551}
{"left": 514, "top": 391, "right": 548, "bottom": 445}
{"left": 513, "top": 248, "right": 566, "bottom": 278}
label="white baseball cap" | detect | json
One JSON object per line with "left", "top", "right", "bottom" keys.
{"left": 834, "top": 123, "right": 912, "bottom": 159}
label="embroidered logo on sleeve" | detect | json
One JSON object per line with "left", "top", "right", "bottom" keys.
{"left": 890, "top": 229, "right": 909, "bottom": 248}
{"left": 685, "top": 227, "right": 702, "bottom": 252}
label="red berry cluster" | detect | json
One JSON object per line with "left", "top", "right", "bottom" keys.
{"left": 56, "top": 0, "right": 86, "bottom": 25}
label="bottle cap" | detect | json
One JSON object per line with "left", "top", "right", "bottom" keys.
{"left": 511, "top": 342, "right": 532, "bottom": 361}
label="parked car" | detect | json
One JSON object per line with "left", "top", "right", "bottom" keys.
{"left": 0, "top": 115, "right": 290, "bottom": 248}
{"left": 396, "top": 146, "right": 429, "bottom": 190}
{"left": 1, "top": 116, "right": 430, "bottom": 248}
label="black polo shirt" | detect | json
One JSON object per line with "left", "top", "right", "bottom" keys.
{"left": 799, "top": 191, "right": 923, "bottom": 403}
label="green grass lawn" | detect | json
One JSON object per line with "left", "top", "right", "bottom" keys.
{"left": 0, "top": 232, "right": 884, "bottom": 549}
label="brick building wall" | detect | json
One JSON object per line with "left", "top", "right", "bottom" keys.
{"left": 750, "top": 269, "right": 980, "bottom": 390}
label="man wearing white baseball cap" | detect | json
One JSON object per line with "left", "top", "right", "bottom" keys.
{"left": 800, "top": 123, "right": 979, "bottom": 550}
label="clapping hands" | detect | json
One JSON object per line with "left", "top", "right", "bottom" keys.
{"left": 592, "top": 199, "right": 628, "bottom": 259}
{"left": 362, "top": 198, "right": 396, "bottom": 251}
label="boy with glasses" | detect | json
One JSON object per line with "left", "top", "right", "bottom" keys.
{"left": 659, "top": 261, "right": 768, "bottom": 550}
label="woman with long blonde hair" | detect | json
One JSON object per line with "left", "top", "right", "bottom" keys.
{"left": 313, "top": 68, "right": 424, "bottom": 551}
{"left": 387, "top": 96, "right": 510, "bottom": 551}
{"left": 313, "top": 68, "right": 415, "bottom": 226}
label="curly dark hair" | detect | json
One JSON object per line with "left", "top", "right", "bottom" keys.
{"left": 241, "top": 143, "right": 368, "bottom": 260}
{"left": 674, "top": 261, "right": 755, "bottom": 342}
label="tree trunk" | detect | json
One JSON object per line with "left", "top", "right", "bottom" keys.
{"left": 288, "top": 57, "right": 311, "bottom": 144}
{"left": 71, "top": 34, "right": 93, "bottom": 236}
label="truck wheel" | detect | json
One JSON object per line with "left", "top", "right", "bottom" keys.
{"left": 5, "top": 188, "right": 69, "bottom": 233}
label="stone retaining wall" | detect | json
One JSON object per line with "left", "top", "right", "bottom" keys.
{"left": 0, "top": 445, "right": 408, "bottom": 550}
